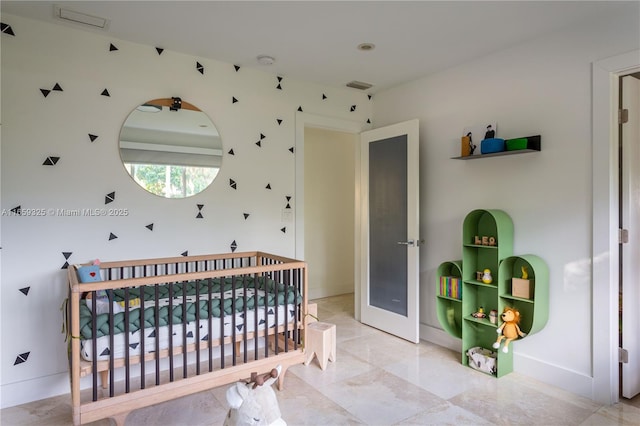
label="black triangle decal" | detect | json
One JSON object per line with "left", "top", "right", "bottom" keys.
{"left": 234, "top": 65, "right": 240, "bottom": 72}
{"left": 281, "top": 227, "right": 286, "bottom": 233}
{"left": 229, "top": 179, "right": 237, "bottom": 190}
{"left": 255, "top": 141, "right": 261, "bottom": 147}
{"left": 285, "top": 203, "right": 291, "bottom": 209}
{"left": 196, "top": 61, "right": 204, "bottom": 74}
{"left": 276, "top": 84, "right": 282, "bottom": 90}
{"left": 101, "top": 89, "right": 110, "bottom": 97}
{"left": 61, "top": 261, "right": 69, "bottom": 270}
{"left": 1, "top": 23, "right": 16, "bottom": 36}
{"left": 277, "top": 119, "right": 283, "bottom": 125}
{"left": 230, "top": 240, "right": 237, "bottom": 252}
{"left": 40, "top": 89, "right": 51, "bottom": 98}
{"left": 350, "top": 105, "right": 356, "bottom": 112}
{"left": 181, "top": 251, "right": 188, "bottom": 257}
{"left": 265, "top": 183, "right": 271, "bottom": 190}
{"left": 260, "top": 133, "right": 266, "bottom": 140}
{"left": 228, "top": 149, "right": 235, "bottom": 155}
{"left": 243, "top": 213, "right": 250, "bottom": 220}
{"left": 19, "top": 287, "right": 30, "bottom": 296}
{"left": 52, "top": 83, "right": 63, "bottom": 91}
{"left": 105, "top": 191, "right": 115, "bottom": 204}
{"left": 367, "top": 118, "right": 371, "bottom": 124}
{"left": 88, "top": 134, "right": 98, "bottom": 142}
{"left": 14, "top": 352, "right": 30, "bottom": 365}
{"left": 63, "top": 252, "right": 73, "bottom": 260}
{"left": 297, "top": 106, "right": 303, "bottom": 112}
{"left": 322, "top": 94, "right": 327, "bottom": 100}
{"left": 156, "top": 47, "right": 164, "bottom": 55}
{"left": 368, "top": 94, "right": 373, "bottom": 100}
{"left": 196, "top": 212, "right": 203, "bottom": 219}
{"left": 108, "top": 232, "right": 117, "bottom": 241}
{"left": 232, "top": 97, "right": 238, "bottom": 104}
{"left": 286, "top": 196, "right": 292, "bottom": 201}
{"left": 146, "top": 223, "right": 154, "bottom": 231}
{"left": 11, "top": 205, "right": 21, "bottom": 215}
{"left": 43, "top": 156, "right": 60, "bottom": 166}
{"left": 277, "top": 76, "right": 283, "bottom": 82}
{"left": 197, "top": 204, "right": 204, "bottom": 210}
{"left": 109, "top": 43, "right": 118, "bottom": 51}
{"left": 289, "top": 147, "right": 294, "bottom": 153}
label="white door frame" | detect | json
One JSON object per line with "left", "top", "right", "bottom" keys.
{"left": 294, "top": 112, "right": 368, "bottom": 319}
{"left": 592, "top": 49, "right": 640, "bottom": 405}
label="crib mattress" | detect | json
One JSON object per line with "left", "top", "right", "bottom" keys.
{"left": 81, "top": 302, "right": 296, "bottom": 361}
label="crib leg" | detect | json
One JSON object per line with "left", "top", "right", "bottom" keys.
{"left": 276, "top": 365, "right": 289, "bottom": 391}
{"left": 100, "top": 370, "right": 108, "bottom": 389}
{"left": 110, "top": 412, "right": 128, "bottom": 426}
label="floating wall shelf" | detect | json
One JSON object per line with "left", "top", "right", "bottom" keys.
{"left": 452, "top": 135, "right": 541, "bottom": 160}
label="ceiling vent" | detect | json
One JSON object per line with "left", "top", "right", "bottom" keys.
{"left": 54, "top": 5, "right": 110, "bottom": 29}
{"left": 346, "top": 80, "right": 373, "bottom": 90}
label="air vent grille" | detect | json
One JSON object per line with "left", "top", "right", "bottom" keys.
{"left": 54, "top": 5, "right": 110, "bottom": 29}
{"left": 346, "top": 81, "right": 373, "bottom": 90}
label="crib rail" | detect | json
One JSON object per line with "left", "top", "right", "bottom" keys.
{"left": 67, "top": 251, "right": 307, "bottom": 425}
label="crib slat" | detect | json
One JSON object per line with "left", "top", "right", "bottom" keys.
{"left": 140, "top": 284, "right": 146, "bottom": 389}
{"left": 195, "top": 278, "right": 201, "bottom": 375}
{"left": 124, "top": 287, "right": 130, "bottom": 393}
{"left": 91, "top": 290, "right": 98, "bottom": 402}
{"left": 208, "top": 278, "right": 213, "bottom": 372}
{"left": 168, "top": 282, "right": 174, "bottom": 382}
{"left": 154, "top": 284, "right": 160, "bottom": 386}
{"left": 182, "top": 280, "right": 188, "bottom": 379}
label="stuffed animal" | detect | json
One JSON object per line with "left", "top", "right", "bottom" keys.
{"left": 224, "top": 365, "right": 286, "bottom": 426}
{"left": 493, "top": 307, "right": 526, "bottom": 353}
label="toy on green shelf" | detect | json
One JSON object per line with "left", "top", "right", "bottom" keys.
{"left": 471, "top": 306, "right": 486, "bottom": 319}
{"left": 493, "top": 307, "right": 526, "bottom": 353}
{"left": 481, "top": 269, "right": 493, "bottom": 284}
{"left": 521, "top": 265, "right": 529, "bottom": 279}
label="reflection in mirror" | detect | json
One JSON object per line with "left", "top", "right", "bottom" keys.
{"left": 119, "top": 98, "right": 222, "bottom": 198}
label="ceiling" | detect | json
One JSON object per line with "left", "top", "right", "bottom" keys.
{"left": 2, "top": 1, "right": 636, "bottom": 93}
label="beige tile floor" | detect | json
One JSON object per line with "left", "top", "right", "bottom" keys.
{"left": 2, "top": 293, "right": 640, "bottom": 425}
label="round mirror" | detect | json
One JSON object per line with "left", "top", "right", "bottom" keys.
{"left": 119, "top": 98, "right": 222, "bottom": 198}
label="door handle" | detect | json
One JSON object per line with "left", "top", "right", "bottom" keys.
{"left": 397, "top": 240, "right": 415, "bottom": 246}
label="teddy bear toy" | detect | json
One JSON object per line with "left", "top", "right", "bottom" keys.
{"left": 493, "top": 306, "right": 526, "bottom": 353}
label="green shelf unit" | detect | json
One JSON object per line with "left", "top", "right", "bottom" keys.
{"left": 436, "top": 261, "right": 463, "bottom": 339}
{"left": 436, "top": 209, "right": 548, "bottom": 378}
{"left": 498, "top": 255, "right": 549, "bottom": 336}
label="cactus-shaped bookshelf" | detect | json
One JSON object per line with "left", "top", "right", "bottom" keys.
{"left": 436, "top": 209, "right": 549, "bottom": 377}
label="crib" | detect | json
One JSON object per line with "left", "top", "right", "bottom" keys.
{"left": 66, "top": 251, "right": 308, "bottom": 425}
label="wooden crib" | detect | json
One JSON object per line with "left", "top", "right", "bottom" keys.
{"left": 66, "top": 251, "right": 308, "bottom": 425}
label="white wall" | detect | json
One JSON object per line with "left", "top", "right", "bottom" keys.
{"left": 372, "top": 6, "right": 640, "bottom": 399}
{"left": 0, "top": 15, "right": 371, "bottom": 408}
{"left": 304, "top": 127, "right": 356, "bottom": 300}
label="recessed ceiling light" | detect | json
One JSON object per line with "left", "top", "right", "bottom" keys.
{"left": 257, "top": 55, "right": 275, "bottom": 65}
{"left": 357, "top": 43, "right": 375, "bottom": 51}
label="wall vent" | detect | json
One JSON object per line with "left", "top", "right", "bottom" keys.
{"left": 54, "top": 5, "right": 110, "bottom": 29}
{"left": 346, "top": 81, "right": 373, "bottom": 90}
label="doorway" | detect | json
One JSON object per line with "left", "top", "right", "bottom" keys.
{"left": 303, "top": 127, "right": 357, "bottom": 301}
{"left": 619, "top": 72, "right": 640, "bottom": 401}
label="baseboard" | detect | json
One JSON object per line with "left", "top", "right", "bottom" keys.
{"left": 419, "top": 323, "right": 462, "bottom": 352}
{"left": 514, "top": 352, "right": 593, "bottom": 400}
{"left": 420, "top": 324, "right": 594, "bottom": 401}
{"left": 308, "top": 285, "right": 353, "bottom": 301}
{"left": 1, "top": 372, "right": 70, "bottom": 409}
